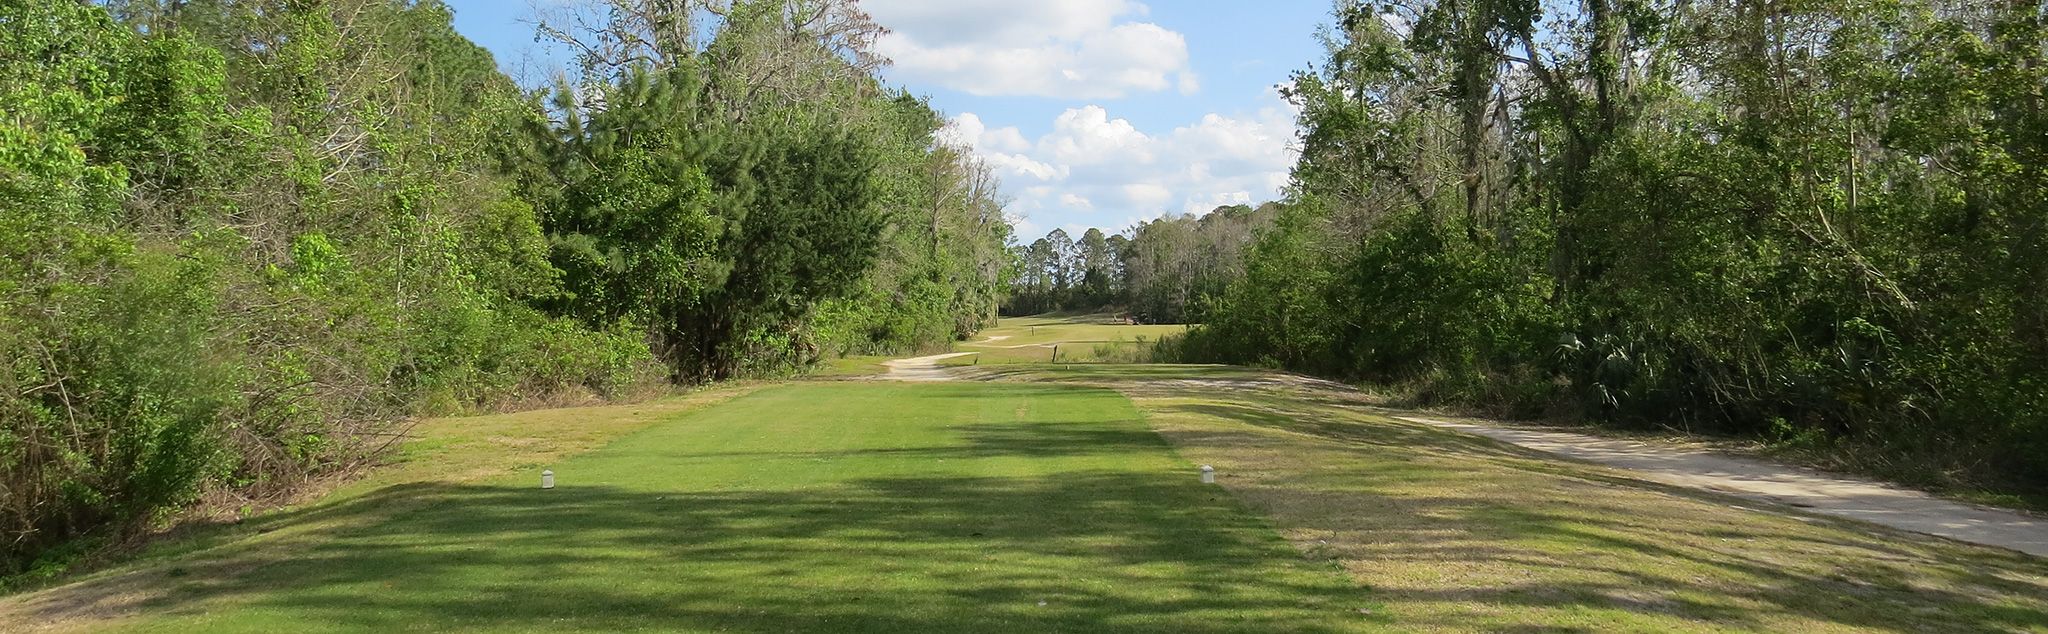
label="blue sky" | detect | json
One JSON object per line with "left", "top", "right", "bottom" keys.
{"left": 445, "top": 1, "right": 1334, "bottom": 238}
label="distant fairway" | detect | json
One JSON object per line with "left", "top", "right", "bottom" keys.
{"left": 72, "top": 383, "right": 1366, "bottom": 633}
{"left": 971, "top": 313, "right": 1190, "bottom": 347}
{"left": 953, "top": 313, "right": 1189, "bottom": 365}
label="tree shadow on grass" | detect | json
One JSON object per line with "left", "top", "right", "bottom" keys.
{"left": 963, "top": 364, "right": 1275, "bottom": 384}
{"left": 620, "top": 421, "right": 1176, "bottom": 464}
{"left": 78, "top": 471, "right": 1376, "bottom": 633}
{"left": 1149, "top": 396, "right": 2048, "bottom": 633}
{"left": 1168, "top": 400, "right": 1554, "bottom": 463}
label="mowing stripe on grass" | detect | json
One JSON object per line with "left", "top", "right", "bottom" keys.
{"left": 111, "top": 382, "right": 1372, "bottom": 633}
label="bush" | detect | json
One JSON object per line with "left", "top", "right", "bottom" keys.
{"left": 0, "top": 2, "right": 665, "bottom": 577}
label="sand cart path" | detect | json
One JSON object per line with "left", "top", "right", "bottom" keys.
{"left": 1390, "top": 413, "right": 2048, "bottom": 558}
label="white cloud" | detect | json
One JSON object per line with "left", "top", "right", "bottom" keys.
{"left": 935, "top": 113, "right": 984, "bottom": 150}
{"left": 983, "top": 127, "right": 1032, "bottom": 154}
{"left": 985, "top": 153, "right": 1065, "bottom": 182}
{"left": 865, "top": 1, "right": 1196, "bottom": 99}
{"left": 864, "top": 0, "right": 1139, "bottom": 47}
{"left": 945, "top": 114, "right": 1066, "bottom": 182}
{"left": 1121, "top": 183, "right": 1173, "bottom": 210}
{"left": 1042, "top": 106, "right": 1154, "bottom": 166}
{"left": 945, "top": 93, "right": 1301, "bottom": 235}
{"left": 939, "top": 113, "right": 1029, "bottom": 153}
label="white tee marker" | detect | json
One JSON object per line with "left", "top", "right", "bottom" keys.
{"left": 1199, "top": 465, "right": 1215, "bottom": 484}
{"left": 541, "top": 470, "right": 556, "bottom": 489}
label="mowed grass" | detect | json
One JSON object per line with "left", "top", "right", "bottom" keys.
{"left": 27, "top": 312, "right": 2045, "bottom": 633}
{"left": 807, "top": 314, "right": 1189, "bottom": 373}
{"left": 0, "top": 386, "right": 763, "bottom": 630}
{"left": 955, "top": 313, "right": 1188, "bottom": 366}
{"left": 13, "top": 382, "right": 1370, "bottom": 633}
{"left": 993, "top": 365, "right": 2048, "bottom": 633}
{"left": 968, "top": 314, "right": 1187, "bottom": 348}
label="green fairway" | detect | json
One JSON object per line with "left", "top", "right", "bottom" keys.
{"left": 948, "top": 314, "right": 1188, "bottom": 366}
{"left": 803, "top": 314, "right": 1191, "bottom": 375}
{"left": 970, "top": 314, "right": 1189, "bottom": 348}
{"left": 81, "top": 383, "right": 1368, "bottom": 632}
{"left": 18, "top": 315, "right": 2044, "bottom": 633}
{"left": 970, "top": 312, "right": 1187, "bottom": 347}
{"left": 981, "top": 365, "right": 2048, "bottom": 632}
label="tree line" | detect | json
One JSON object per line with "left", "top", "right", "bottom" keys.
{"left": 1, "top": 0, "right": 1009, "bottom": 578}
{"left": 1006, "top": 202, "right": 1278, "bottom": 322}
{"left": 1167, "top": 0, "right": 2047, "bottom": 495}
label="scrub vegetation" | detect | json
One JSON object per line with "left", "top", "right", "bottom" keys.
{"left": 1, "top": 0, "right": 1010, "bottom": 577}
{"left": 1024, "top": 0, "right": 2048, "bottom": 502}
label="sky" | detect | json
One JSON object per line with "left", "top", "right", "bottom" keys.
{"left": 443, "top": 1, "right": 1334, "bottom": 239}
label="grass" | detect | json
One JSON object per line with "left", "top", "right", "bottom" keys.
{"left": 8, "top": 382, "right": 1371, "bottom": 633}
{"left": 13, "top": 313, "right": 2047, "bottom": 632}
{"left": 952, "top": 313, "right": 1188, "bottom": 366}
{"left": 991, "top": 364, "right": 2048, "bottom": 632}
{"left": 808, "top": 312, "right": 1188, "bottom": 372}
{"left": 0, "top": 386, "right": 762, "bottom": 629}
{"left": 969, "top": 314, "right": 1188, "bottom": 349}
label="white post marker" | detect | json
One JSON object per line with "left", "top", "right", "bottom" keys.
{"left": 1199, "top": 465, "right": 1215, "bottom": 484}
{"left": 541, "top": 470, "right": 555, "bottom": 489}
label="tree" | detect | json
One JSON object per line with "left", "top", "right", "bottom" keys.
{"left": 2, "top": 0, "right": 662, "bottom": 576}
{"left": 0, "top": 0, "right": 1015, "bottom": 575}
{"left": 1077, "top": 228, "right": 1113, "bottom": 305}
{"left": 1181, "top": 0, "right": 2048, "bottom": 494}
{"left": 1003, "top": 204, "right": 1279, "bottom": 320}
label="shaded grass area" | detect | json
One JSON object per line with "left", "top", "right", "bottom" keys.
{"left": 10, "top": 383, "right": 1372, "bottom": 633}
{"left": 992, "top": 365, "right": 2048, "bottom": 633}
{"left": 0, "top": 386, "right": 762, "bottom": 628}
{"left": 0, "top": 387, "right": 763, "bottom": 595}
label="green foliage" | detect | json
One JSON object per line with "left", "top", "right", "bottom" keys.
{"left": 806, "top": 95, "right": 1014, "bottom": 358}
{"left": 532, "top": 67, "right": 725, "bottom": 339}
{"left": 526, "top": 13, "right": 1011, "bottom": 376}
{"left": 1178, "top": 0, "right": 2048, "bottom": 495}
{"left": 1007, "top": 204, "right": 1277, "bottom": 321}
{"left": 3, "top": 0, "right": 1009, "bottom": 578}
{"left": 0, "top": 0, "right": 662, "bottom": 577}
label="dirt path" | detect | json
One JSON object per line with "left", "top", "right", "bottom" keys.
{"left": 879, "top": 352, "right": 975, "bottom": 382}
{"left": 1393, "top": 413, "right": 2048, "bottom": 558}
